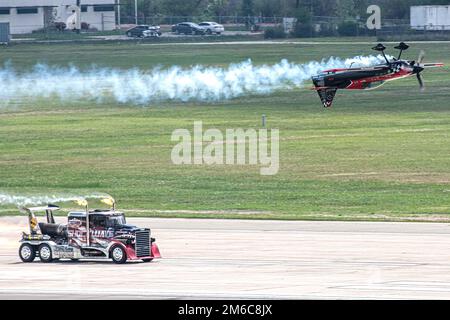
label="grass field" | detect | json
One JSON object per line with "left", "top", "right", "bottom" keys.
{"left": 0, "top": 41, "right": 449, "bottom": 221}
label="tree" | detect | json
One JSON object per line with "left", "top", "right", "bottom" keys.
{"left": 161, "top": 0, "right": 207, "bottom": 16}
{"left": 206, "top": 0, "right": 230, "bottom": 16}
{"left": 336, "top": 0, "right": 356, "bottom": 19}
{"left": 241, "top": 0, "right": 254, "bottom": 16}
{"left": 254, "top": 0, "right": 281, "bottom": 16}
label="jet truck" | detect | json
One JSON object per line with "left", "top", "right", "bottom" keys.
{"left": 18, "top": 197, "right": 161, "bottom": 264}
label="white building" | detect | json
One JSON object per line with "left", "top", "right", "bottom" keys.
{"left": 0, "top": 0, "right": 116, "bottom": 34}
{"left": 411, "top": 5, "right": 450, "bottom": 30}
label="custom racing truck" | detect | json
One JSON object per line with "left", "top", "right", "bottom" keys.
{"left": 18, "top": 197, "right": 161, "bottom": 264}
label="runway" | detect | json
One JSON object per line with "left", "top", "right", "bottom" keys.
{"left": 1, "top": 216, "right": 450, "bottom": 299}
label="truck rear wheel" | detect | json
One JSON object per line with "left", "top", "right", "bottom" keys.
{"left": 19, "top": 243, "right": 36, "bottom": 262}
{"left": 110, "top": 245, "right": 127, "bottom": 264}
{"left": 38, "top": 243, "right": 53, "bottom": 263}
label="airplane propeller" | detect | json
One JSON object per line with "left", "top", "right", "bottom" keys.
{"left": 409, "top": 50, "right": 426, "bottom": 91}
{"left": 416, "top": 73, "right": 424, "bottom": 91}
{"left": 418, "top": 50, "right": 425, "bottom": 64}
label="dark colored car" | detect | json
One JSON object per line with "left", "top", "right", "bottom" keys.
{"left": 126, "top": 25, "right": 161, "bottom": 38}
{"left": 171, "top": 22, "right": 206, "bottom": 35}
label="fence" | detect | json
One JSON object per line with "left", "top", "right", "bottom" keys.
{"left": 120, "top": 15, "right": 284, "bottom": 26}
{"left": 7, "top": 14, "right": 450, "bottom": 41}
{"left": 376, "top": 24, "right": 450, "bottom": 41}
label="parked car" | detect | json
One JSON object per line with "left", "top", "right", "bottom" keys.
{"left": 171, "top": 22, "right": 206, "bottom": 35}
{"left": 198, "top": 22, "right": 225, "bottom": 34}
{"left": 126, "top": 25, "right": 162, "bottom": 38}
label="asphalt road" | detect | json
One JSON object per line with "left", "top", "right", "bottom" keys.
{"left": 1, "top": 216, "right": 450, "bottom": 299}
{"left": 96, "top": 30, "right": 256, "bottom": 40}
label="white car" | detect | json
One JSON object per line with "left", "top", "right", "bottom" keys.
{"left": 198, "top": 22, "right": 225, "bottom": 34}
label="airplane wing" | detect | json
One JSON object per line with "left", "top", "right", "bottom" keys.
{"left": 321, "top": 66, "right": 387, "bottom": 73}
{"left": 317, "top": 88, "right": 337, "bottom": 108}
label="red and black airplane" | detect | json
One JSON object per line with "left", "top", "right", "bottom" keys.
{"left": 311, "top": 42, "right": 444, "bottom": 108}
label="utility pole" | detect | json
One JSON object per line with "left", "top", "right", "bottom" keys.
{"left": 117, "top": 0, "right": 121, "bottom": 29}
{"left": 310, "top": 1, "right": 313, "bottom": 38}
{"left": 76, "top": 0, "right": 81, "bottom": 34}
{"left": 135, "top": 0, "right": 138, "bottom": 25}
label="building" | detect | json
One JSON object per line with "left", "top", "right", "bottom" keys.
{"left": 411, "top": 5, "right": 450, "bottom": 30}
{"left": 0, "top": 0, "right": 116, "bottom": 34}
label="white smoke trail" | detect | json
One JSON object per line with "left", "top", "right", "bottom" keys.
{"left": 0, "top": 55, "right": 389, "bottom": 105}
{"left": 0, "top": 192, "right": 111, "bottom": 207}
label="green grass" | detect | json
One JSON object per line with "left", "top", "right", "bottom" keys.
{"left": 0, "top": 41, "right": 449, "bottom": 221}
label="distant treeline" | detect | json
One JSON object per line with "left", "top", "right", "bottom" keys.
{"left": 118, "top": 0, "right": 450, "bottom": 21}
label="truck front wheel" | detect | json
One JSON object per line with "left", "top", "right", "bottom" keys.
{"left": 110, "top": 245, "right": 127, "bottom": 264}
{"left": 19, "top": 243, "right": 36, "bottom": 262}
{"left": 38, "top": 244, "right": 53, "bottom": 263}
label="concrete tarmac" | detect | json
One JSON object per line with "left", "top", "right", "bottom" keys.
{"left": 1, "top": 216, "right": 450, "bottom": 299}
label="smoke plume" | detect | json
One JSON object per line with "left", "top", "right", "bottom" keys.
{"left": 0, "top": 55, "right": 388, "bottom": 105}
{"left": 0, "top": 192, "right": 111, "bottom": 207}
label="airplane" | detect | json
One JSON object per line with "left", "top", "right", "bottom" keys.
{"left": 311, "top": 42, "right": 444, "bottom": 108}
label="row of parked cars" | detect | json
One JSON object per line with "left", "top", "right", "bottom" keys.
{"left": 125, "top": 22, "right": 225, "bottom": 38}
{"left": 172, "top": 22, "right": 225, "bottom": 35}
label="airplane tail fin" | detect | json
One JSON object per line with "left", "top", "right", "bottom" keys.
{"left": 316, "top": 88, "right": 337, "bottom": 108}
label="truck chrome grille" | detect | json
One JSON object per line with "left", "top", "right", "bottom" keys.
{"left": 135, "top": 230, "right": 150, "bottom": 257}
